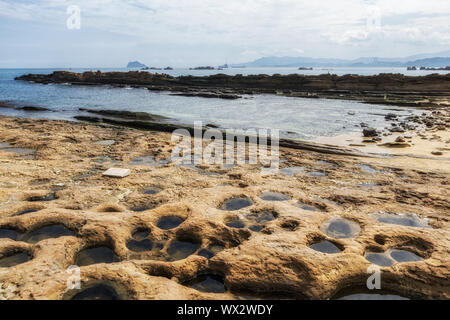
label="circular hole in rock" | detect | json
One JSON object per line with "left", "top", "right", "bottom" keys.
{"left": 225, "top": 217, "right": 246, "bottom": 229}
{"left": 198, "top": 245, "right": 225, "bottom": 259}
{"left": 166, "top": 240, "right": 201, "bottom": 261}
{"left": 143, "top": 187, "right": 162, "bottom": 195}
{"left": 281, "top": 220, "right": 299, "bottom": 231}
{"left": 21, "top": 224, "right": 76, "bottom": 244}
{"left": 156, "top": 216, "right": 185, "bottom": 230}
{"left": 75, "top": 247, "right": 120, "bottom": 267}
{"left": 364, "top": 252, "right": 395, "bottom": 267}
{"left": 132, "top": 229, "right": 150, "bottom": 241}
{"left": 310, "top": 240, "right": 342, "bottom": 254}
{"left": 321, "top": 218, "right": 361, "bottom": 239}
{"left": 130, "top": 204, "right": 156, "bottom": 212}
{"left": 0, "top": 249, "right": 32, "bottom": 268}
{"left": 259, "top": 191, "right": 291, "bottom": 201}
{"left": 249, "top": 225, "right": 264, "bottom": 232}
{"left": 220, "top": 197, "right": 253, "bottom": 211}
{"left": 389, "top": 249, "right": 423, "bottom": 263}
{"left": 371, "top": 212, "right": 429, "bottom": 228}
{"left": 186, "top": 274, "right": 227, "bottom": 293}
{"left": 71, "top": 284, "right": 121, "bottom": 300}
{"left": 247, "top": 210, "right": 277, "bottom": 223}
{"left": 307, "top": 171, "right": 327, "bottom": 177}
{"left": 126, "top": 239, "right": 154, "bottom": 252}
{"left": 296, "top": 202, "right": 320, "bottom": 212}
{"left": 279, "top": 166, "right": 305, "bottom": 176}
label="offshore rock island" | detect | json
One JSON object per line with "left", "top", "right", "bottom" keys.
{"left": 16, "top": 71, "right": 450, "bottom": 106}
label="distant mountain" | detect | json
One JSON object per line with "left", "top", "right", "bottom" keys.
{"left": 127, "top": 61, "right": 147, "bottom": 68}
{"left": 233, "top": 51, "right": 450, "bottom": 68}
{"left": 406, "top": 57, "right": 450, "bottom": 67}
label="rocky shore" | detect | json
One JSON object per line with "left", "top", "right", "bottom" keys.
{"left": 15, "top": 71, "right": 450, "bottom": 106}
{"left": 0, "top": 115, "right": 448, "bottom": 300}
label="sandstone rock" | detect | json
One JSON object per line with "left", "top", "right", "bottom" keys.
{"left": 363, "top": 128, "right": 378, "bottom": 137}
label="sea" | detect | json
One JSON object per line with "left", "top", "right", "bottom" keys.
{"left": 1, "top": 67, "right": 446, "bottom": 141}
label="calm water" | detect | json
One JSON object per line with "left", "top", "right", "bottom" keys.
{"left": 0, "top": 68, "right": 427, "bottom": 140}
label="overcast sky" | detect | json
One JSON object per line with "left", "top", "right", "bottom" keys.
{"left": 1, "top": 0, "right": 450, "bottom": 67}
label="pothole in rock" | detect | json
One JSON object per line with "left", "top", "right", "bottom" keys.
{"left": 27, "top": 193, "right": 58, "bottom": 202}
{"left": 156, "top": 216, "right": 185, "bottom": 230}
{"left": 389, "top": 249, "right": 423, "bottom": 263}
{"left": 295, "top": 202, "right": 321, "bottom": 212}
{"left": 0, "top": 144, "right": 36, "bottom": 159}
{"left": 365, "top": 249, "right": 423, "bottom": 266}
{"left": 317, "top": 160, "right": 338, "bottom": 168}
{"left": 130, "top": 155, "right": 157, "bottom": 166}
{"left": 130, "top": 202, "right": 157, "bottom": 212}
{"left": 364, "top": 252, "right": 395, "bottom": 267}
{"left": 126, "top": 238, "right": 155, "bottom": 252}
{"left": 197, "top": 245, "right": 226, "bottom": 259}
{"left": 166, "top": 240, "right": 201, "bottom": 261}
{"left": 0, "top": 249, "right": 32, "bottom": 268}
{"left": 370, "top": 212, "right": 430, "bottom": 228}
{"left": 321, "top": 217, "right": 361, "bottom": 239}
{"left": 220, "top": 197, "right": 253, "bottom": 211}
{"left": 281, "top": 220, "right": 300, "bottom": 231}
{"left": 224, "top": 217, "right": 246, "bottom": 229}
{"left": 20, "top": 224, "right": 76, "bottom": 244}
{"left": 70, "top": 284, "right": 121, "bottom": 300}
{"left": 143, "top": 187, "right": 162, "bottom": 195}
{"left": 185, "top": 274, "right": 227, "bottom": 293}
{"left": 279, "top": 166, "right": 305, "bottom": 177}
{"left": 29, "top": 178, "right": 51, "bottom": 186}
{"left": 249, "top": 225, "right": 264, "bottom": 232}
{"left": 306, "top": 171, "right": 327, "bottom": 177}
{"left": 75, "top": 247, "right": 120, "bottom": 266}
{"left": 259, "top": 191, "right": 291, "bottom": 201}
{"left": 356, "top": 164, "right": 379, "bottom": 174}
{"left": 309, "top": 240, "right": 342, "bottom": 254}
{"left": 247, "top": 210, "right": 278, "bottom": 224}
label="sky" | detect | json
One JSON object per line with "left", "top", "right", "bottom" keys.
{"left": 1, "top": 0, "right": 450, "bottom": 68}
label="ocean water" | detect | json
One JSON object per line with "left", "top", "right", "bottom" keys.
{"left": 0, "top": 68, "right": 427, "bottom": 140}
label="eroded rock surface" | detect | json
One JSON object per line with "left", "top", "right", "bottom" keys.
{"left": 0, "top": 116, "right": 449, "bottom": 300}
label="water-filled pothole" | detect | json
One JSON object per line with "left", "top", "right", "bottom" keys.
{"left": 225, "top": 218, "right": 246, "bottom": 229}
{"left": 220, "top": 197, "right": 253, "bottom": 211}
{"left": 130, "top": 155, "right": 157, "bottom": 166}
{"left": 360, "top": 183, "right": 381, "bottom": 188}
{"left": 166, "top": 240, "right": 201, "bottom": 261}
{"left": 389, "top": 249, "right": 423, "bottom": 263}
{"left": 185, "top": 274, "right": 227, "bottom": 293}
{"left": 321, "top": 217, "right": 361, "bottom": 239}
{"left": 0, "top": 228, "right": 21, "bottom": 240}
{"left": 197, "top": 245, "right": 225, "bottom": 259}
{"left": 70, "top": 284, "right": 121, "bottom": 300}
{"left": 20, "top": 224, "right": 76, "bottom": 244}
{"left": 296, "top": 202, "right": 320, "bottom": 212}
{"left": 127, "top": 238, "right": 154, "bottom": 252}
{"left": 0, "top": 249, "right": 32, "bottom": 268}
{"left": 247, "top": 211, "right": 277, "bottom": 223}
{"left": 280, "top": 166, "right": 305, "bottom": 176}
{"left": 370, "top": 212, "right": 430, "bottom": 228}
{"left": 309, "top": 240, "right": 342, "bottom": 254}
{"left": 143, "top": 187, "right": 162, "bottom": 195}
{"left": 27, "top": 193, "right": 58, "bottom": 202}
{"left": 281, "top": 220, "right": 300, "bottom": 231}
{"left": 249, "top": 225, "right": 264, "bottom": 232}
{"left": 156, "top": 216, "right": 185, "bottom": 230}
{"left": 259, "top": 191, "right": 290, "bottom": 201}
{"left": 75, "top": 247, "right": 120, "bottom": 266}
{"left": 364, "top": 252, "right": 395, "bottom": 267}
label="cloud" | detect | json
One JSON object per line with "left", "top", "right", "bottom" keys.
{"left": 0, "top": 0, "right": 450, "bottom": 66}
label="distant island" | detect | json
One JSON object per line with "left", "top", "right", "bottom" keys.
{"left": 189, "top": 66, "right": 215, "bottom": 70}
{"left": 127, "top": 61, "right": 148, "bottom": 69}
{"left": 298, "top": 67, "right": 313, "bottom": 70}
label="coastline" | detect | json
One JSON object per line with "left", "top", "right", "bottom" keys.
{"left": 0, "top": 115, "right": 449, "bottom": 299}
